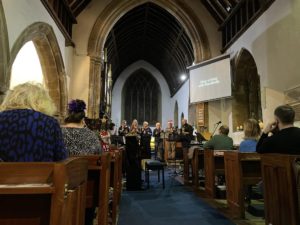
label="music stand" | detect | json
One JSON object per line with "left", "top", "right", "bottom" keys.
{"left": 211, "top": 123, "right": 221, "bottom": 138}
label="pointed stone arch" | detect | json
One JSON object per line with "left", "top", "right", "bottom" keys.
{"left": 0, "top": 0, "right": 9, "bottom": 101}
{"left": 232, "top": 48, "right": 262, "bottom": 131}
{"left": 87, "top": 0, "right": 211, "bottom": 118}
{"left": 7, "top": 22, "right": 68, "bottom": 118}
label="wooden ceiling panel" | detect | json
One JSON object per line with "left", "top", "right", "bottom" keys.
{"left": 104, "top": 2, "right": 194, "bottom": 95}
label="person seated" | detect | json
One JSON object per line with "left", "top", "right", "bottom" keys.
{"left": 108, "top": 122, "right": 117, "bottom": 136}
{"left": 203, "top": 125, "right": 233, "bottom": 150}
{"left": 239, "top": 119, "right": 261, "bottom": 152}
{"left": 256, "top": 105, "right": 300, "bottom": 154}
{"left": 61, "top": 99, "right": 101, "bottom": 225}
{"left": 61, "top": 99, "right": 101, "bottom": 156}
{"left": 0, "top": 82, "right": 67, "bottom": 162}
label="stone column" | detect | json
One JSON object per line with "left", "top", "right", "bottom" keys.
{"left": 88, "top": 56, "right": 102, "bottom": 119}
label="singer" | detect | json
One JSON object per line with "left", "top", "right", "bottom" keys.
{"left": 203, "top": 125, "right": 233, "bottom": 150}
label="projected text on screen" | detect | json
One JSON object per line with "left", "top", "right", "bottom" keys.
{"left": 189, "top": 55, "right": 231, "bottom": 103}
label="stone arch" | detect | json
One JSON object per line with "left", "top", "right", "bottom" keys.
{"left": 232, "top": 48, "right": 262, "bottom": 131}
{"left": 0, "top": 0, "right": 9, "bottom": 101}
{"left": 7, "top": 22, "right": 68, "bottom": 118}
{"left": 87, "top": 0, "right": 211, "bottom": 118}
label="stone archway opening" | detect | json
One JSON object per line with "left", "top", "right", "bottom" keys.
{"left": 87, "top": 0, "right": 211, "bottom": 118}
{"left": 7, "top": 22, "right": 68, "bottom": 119}
{"left": 10, "top": 41, "right": 44, "bottom": 88}
{"left": 232, "top": 48, "right": 262, "bottom": 131}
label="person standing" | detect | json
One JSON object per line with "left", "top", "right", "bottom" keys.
{"left": 141, "top": 121, "right": 152, "bottom": 159}
{"left": 153, "top": 122, "right": 164, "bottom": 160}
{"left": 181, "top": 119, "right": 194, "bottom": 148}
{"left": 165, "top": 120, "right": 176, "bottom": 159}
{"left": 118, "top": 120, "right": 129, "bottom": 136}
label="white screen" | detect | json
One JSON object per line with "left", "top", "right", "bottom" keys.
{"left": 189, "top": 55, "right": 231, "bottom": 103}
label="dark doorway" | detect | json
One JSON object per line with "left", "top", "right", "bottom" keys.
{"left": 232, "top": 48, "right": 262, "bottom": 131}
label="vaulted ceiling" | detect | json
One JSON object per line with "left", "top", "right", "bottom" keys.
{"left": 104, "top": 3, "right": 195, "bottom": 96}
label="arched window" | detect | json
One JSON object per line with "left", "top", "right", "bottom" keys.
{"left": 123, "top": 69, "right": 161, "bottom": 125}
{"left": 10, "top": 41, "right": 44, "bottom": 89}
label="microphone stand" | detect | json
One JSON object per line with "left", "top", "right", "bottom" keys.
{"left": 211, "top": 123, "right": 221, "bottom": 138}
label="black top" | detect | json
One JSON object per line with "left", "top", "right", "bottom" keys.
{"left": 141, "top": 127, "right": 152, "bottom": 139}
{"left": 182, "top": 123, "right": 194, "bottom": 139}
{"left": 118, "top": 125, "right": 130, "bottom": 136}
{"left": 153, "top": 128, "right": 163, "bottom": 142}
{"left": 256, "top": 127, "right": 300, "bottom": 155}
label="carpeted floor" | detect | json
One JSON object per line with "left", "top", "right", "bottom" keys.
{"left": 118, "top": 169, "right": 235, "bottom": 225}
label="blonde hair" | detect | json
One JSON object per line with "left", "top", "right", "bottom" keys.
{"left": 0, "top": 82, "right": 56, "bottom": 116}
{"left": 244, "top": 119, "right": 261, "bottom": 140}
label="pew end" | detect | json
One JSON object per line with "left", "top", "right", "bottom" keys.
{"left": 0, "top": 157, "right": 88, "bottom": 225}
{"left": 261, "top": 154, "right": 300, "bottom": 225}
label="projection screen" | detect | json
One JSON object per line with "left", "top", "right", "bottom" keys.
{"left": 189, "top": 54, "right": 232, "bottom": 104}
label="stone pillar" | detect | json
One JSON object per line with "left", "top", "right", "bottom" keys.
{"left": 88, "top": 56, "right": 102, "bottom": 119}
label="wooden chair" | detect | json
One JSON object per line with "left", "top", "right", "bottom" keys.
{"left": 261, "top": 154, "right": 300, "bottom": 225}
{"left": 224, "top": 151, "right": 261, "bottom": 218}
{"left": 0, "top": 157, "right": 88, "bottom": 225}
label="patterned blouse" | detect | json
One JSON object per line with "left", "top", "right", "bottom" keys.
{"left": 61, "top": 127, "right": 101, "bottom": 156}
{"left": 0, "top": 109, "right": 67, "bottom": 162}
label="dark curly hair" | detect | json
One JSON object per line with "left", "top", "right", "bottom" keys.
{"left": 64, "top": 99, "right": 86, "bottom": 123}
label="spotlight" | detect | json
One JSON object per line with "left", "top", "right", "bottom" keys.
{"left": 180, "top": 74, "right": 187, "bottom": 81}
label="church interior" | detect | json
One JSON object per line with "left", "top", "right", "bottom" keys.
{"left": 0, "top": 0, "right": 300, "bottom": 225}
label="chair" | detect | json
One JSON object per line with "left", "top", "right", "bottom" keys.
{"left": 145, "top": 160, "right": 165, "bottom": 189}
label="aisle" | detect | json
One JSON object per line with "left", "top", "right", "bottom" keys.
{"left": 118, "top": 170, "right": 234, "bottom": 225}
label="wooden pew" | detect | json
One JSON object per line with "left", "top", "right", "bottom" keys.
{"left": 261, "top": 154, "right": 300, "bottom": 225}
{"left": 192, "top": 148, "right": 204, "bottom": 190}
{"left": 109, "top": 147, "right": 124, "bottom": 225}
{"left": 0, "top": 157, "right": 88, "bottom": 225}
{"left": 204, "top": 150, "right": 227, "bottom": 198}
{"left": 224, "top": 152, "right": 261, "bottom": 218}
{"left": 80, "top": 153, "right": 111, "bottom": 225}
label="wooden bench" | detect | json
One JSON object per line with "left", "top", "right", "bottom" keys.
{"left": 0, "top": 157, "right": 88, "bottom": 225}
{"left": 192, "top": 148, "right": 204, "bottom": 190}
{"left": 80, "top": 153, "right": 111, "bottom": 225}
{"left": 204, "top": 150, "right": 228, "bottom": 198}
{"left": 261, "top": 154, "right": 300, "bottom": 225}
{"left": 224, "top": 151, "right": 261, "bottom": 218}
{"left": 109, "top": 148, "right": 123, "bottom": 225}
{"left": 182, "top": 145, "right": 202, "bottom": 185}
